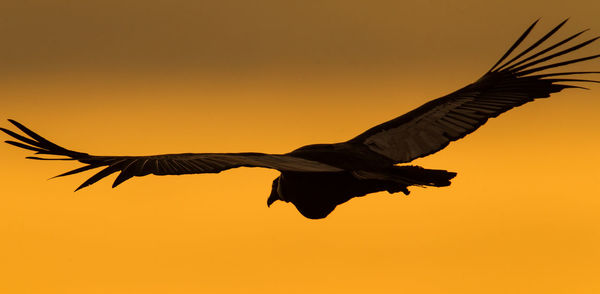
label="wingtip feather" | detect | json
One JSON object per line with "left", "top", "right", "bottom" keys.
{"left": 112, "top": 172, "right": 134, "bottom": 188}
{"left": 4, "top": 140, "right": 43, "bottom": 152}
{"left": 489, "top": 19, "right": 540, "bottom": 72}
{"left": 52, "top": 165, "right": 101, "bottom": 179}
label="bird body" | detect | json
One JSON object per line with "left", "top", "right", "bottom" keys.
{"left": 269, "top": 167, "right": 456, "bottom": 219}
{"left": 3, "top": 20, "right": 599, "bottom": 219}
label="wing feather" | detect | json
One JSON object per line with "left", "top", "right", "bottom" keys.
{"left": 2, "top": 120, "right": 342, "bottom": 190}
{"left": 349, "top": 20, "right": 599, "bottom": 163}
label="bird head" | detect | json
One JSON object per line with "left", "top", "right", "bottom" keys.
{"left": 267, "top": 176, "right": 280, "bottom": 207}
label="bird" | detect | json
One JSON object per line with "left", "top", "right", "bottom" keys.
{"left": 2, "top": 19, "right": 599, "bottom": 219}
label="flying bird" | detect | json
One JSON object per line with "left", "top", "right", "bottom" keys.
{"left": 2, "top": 20, "right": 599, "bottom": 219}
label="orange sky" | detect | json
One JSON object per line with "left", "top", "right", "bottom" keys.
{"left": 1, "top": 1, "right": 600, "bottom": 293}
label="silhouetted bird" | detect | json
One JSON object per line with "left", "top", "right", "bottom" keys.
{"left": 3, "top": 20, "right": 599, "bottom": 219}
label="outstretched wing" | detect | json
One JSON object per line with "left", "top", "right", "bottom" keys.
{"left": 349, "top": 19, "right": 600, "bottom": 163}
{"left": 1, "top": 120, "right": 342, "bottom": 190}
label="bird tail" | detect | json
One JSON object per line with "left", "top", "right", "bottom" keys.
{"left": 353, "top": 165, "right": 457, "bottom": 188}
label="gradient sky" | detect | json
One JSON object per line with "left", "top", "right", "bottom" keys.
{"left": 1, "top": 1, "right": 600, "bottom": 293}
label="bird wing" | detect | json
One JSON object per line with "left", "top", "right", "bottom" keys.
{"left": 1, "top": 119, "right": 342, "bottom": 190}
{"left": 349, "top": 19, "right": 600, "bottom": 164}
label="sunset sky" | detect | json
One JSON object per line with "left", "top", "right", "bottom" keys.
{"left": 1, "top": 1, "right": 600, "bottom": 293}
